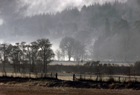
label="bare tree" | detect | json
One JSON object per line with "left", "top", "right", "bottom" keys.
{"left": 0, "top": 44, "right": 12, "bottom": 76}
{"left": 59, "top": 37, "right": 85, "bottom": 61}
{"left": 0, "top": 44, "right": 7, "bottom": 76}
{"left": 55, "top": 49, "right": 62, "bottom": 61}
{"left": 59, "top": 37, "right": 75, "bottom": 61}
{"left": 9, "top": 43, "right": 23, "bottom": 76}
{"left": 73, "top": 40, "right": 85, "bottom": 61}
{"left": 25, "top": 44, "right": 32, "bottom": 77}
{"left": 30, "top": 41, "right": 39, "bottom": 76}
{"left": 37, "top": 39, "right": 54, "bottom": 77}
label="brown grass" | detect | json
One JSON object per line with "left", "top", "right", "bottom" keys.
{"left": 0, "top": 85, "right": 140, "bottom": 95}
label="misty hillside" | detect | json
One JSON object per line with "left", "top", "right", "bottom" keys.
{"left": 0, "top": 0, "right": 140, "bottom": 61}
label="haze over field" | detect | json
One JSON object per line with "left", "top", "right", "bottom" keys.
{"left": 0, "top": 0, "right": 140, "bottom": 61}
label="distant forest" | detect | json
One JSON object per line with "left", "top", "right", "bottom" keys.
{"left": 1, "top": 0, "right": 140, "bottom": 61}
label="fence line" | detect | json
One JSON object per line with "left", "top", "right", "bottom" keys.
{"left": 56, "top": 73, "right": 140, "bottom": 82}
{"left": 0, "top": 71, "right": 140, "bottom": 82}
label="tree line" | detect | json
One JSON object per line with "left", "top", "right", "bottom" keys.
{"left": 0, "top": 38, "right": 54, "bottom": 77}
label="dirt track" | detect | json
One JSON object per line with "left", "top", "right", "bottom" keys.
{"left": 0, "top": 85, "right": 140, "bottom": 95}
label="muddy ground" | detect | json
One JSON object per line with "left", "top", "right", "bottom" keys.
{"left": 0, "top": 85, "right": 140, "bottom": 95}
{"left": 0, "top": 76, "right": 140, "bottom": 95}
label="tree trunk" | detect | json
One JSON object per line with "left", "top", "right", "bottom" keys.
{"left": 3, "top": 44, "right": 6, "bottom": 76}
{"left": 68, "top": 55, "right": 71, "bottom": 61}
{"left": 43, "top": 48, "right": 47, "bottom": 77}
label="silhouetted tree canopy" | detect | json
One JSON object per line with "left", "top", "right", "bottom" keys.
{"left": 59, "top": 37, "right": 85, "bottom": 61}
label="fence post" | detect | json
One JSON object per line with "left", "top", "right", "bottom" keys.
{"left": 55, "top": 73, "right": 58, "bottom": 79}
{"left": 50, "top": 72, "right": 52, "bottom": 78}
{"left": 73, "top": 74, "right": 76, "bottom": 81}
{"left": 84, "top": 75, "right": 86, "bottom": 80}
{"left": 118, "top": 77, "right": 120, "bottom": 82}
{"left": 80, "top": 74, "right": 82, "bottom": 79}
{"left": 124, "top": 77, "right": 126, "bottom": 82}
{"left": 90, "top": 75, "right": 92, "bottom": 80}
{"left": 135, "top": 78, "right": 137, "bottom": 82}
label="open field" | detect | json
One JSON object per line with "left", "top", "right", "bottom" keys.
{"left": 0, "top": 85, "right": 140, "bottom": 95}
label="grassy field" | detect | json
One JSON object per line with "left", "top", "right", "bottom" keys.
{"left": 0, "top": 85, "right": 140, "bottom": 95}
